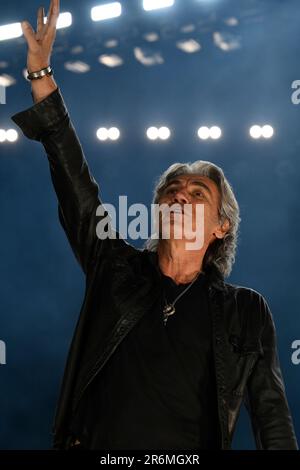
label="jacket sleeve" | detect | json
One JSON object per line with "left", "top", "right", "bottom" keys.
{"left": 11, "top": 87, "right": 126, "bottom": 274}
{"left": 244, "top": 293, "right": 298, "bottom": 450}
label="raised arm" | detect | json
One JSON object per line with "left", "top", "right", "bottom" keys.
{"left": 11, "top": 0, "right": 126, "bottom": 274}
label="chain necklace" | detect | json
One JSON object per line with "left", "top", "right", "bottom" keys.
{"left": 162, "top": 271, "right": 201, "bottom": 326}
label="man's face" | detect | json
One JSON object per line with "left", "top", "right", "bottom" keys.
{"left": 157, "top": 174, "right": 229, "bottom": 249}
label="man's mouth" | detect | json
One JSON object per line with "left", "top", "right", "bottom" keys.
{"left": 170, "top": 211, "right": 183, "bottom": 219}
{"left": 169, "top": 206, "right": 184, "bottom": 214}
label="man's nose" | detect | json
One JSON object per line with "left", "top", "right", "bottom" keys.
{"left": 172, "top": 189, "right": 189, "bottom": 205}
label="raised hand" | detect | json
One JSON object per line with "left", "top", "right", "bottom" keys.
{"left": 21, "top": 0, "right": 60, "bottom": 73}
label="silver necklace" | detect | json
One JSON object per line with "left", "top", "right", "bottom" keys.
{"left": 162, "top": 272, "right": 201, "bottom": 326}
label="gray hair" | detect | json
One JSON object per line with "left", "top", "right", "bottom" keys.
{"left": 144, "top": 160, "right": 241, "bottom": 279}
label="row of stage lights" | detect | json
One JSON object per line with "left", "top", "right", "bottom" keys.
{"left": 97, "top": 125, "right": 274, "bottom": 141}
{"left": 1, "top": 1, "right": 179, "bottom": 41}
{"left": 0, "top": 125, "right": 274, "bottom": 144}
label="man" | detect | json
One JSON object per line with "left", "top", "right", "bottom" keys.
{"left": 11, "top": 0, "right": 298, "bottom": 450}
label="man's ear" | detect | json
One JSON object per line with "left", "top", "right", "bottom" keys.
{"left": 214, "top": 219, "right": 230, "bottom": 239}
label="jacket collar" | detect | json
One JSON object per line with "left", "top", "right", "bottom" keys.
{"left": 203, "top": 261, "right": 227, "bottom": 292}
{"left": 110, "top": 246, "right": 228, "bottom": 295}
{"left": 144, "top": 249, "right": 228, "bottom": 293}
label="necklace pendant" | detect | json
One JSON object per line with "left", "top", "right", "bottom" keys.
{"left": 163, "top": 304, "right": 176, "bottom": 316}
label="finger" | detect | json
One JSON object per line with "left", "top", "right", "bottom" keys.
{"left": 21, "top": 21, "right": 39, "bottom": 51}
{"left": 50, "top": 0, "right": 60, "bottom": 27}
{"left": 46, "top": 0, "right": 60, "bottom": 29}
{"left": 37, "top": 6, "right": 45, "bottom": 34}
{"left": 45, "top": 0, "right": 53, "bottom": 23}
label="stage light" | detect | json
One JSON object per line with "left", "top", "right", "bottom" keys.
{"left": 143, "top": 0, "right": 175, "bottom": 12}
{"left": 197, "top": 126, "right": 222, "bottom": 140}
{"left": 96, "top": 127, "right": 120, "bottom": 141}
{"left": 97, "top": 128, "right": 109, "bottom": 141}
{"left": 249, "top": 125, "right": 274, "bottom": 139}
{"left": 158, "top": 127, "right": 171, "bottom": 140}
{"left": 91, "top": 2, "right": 122, "bottom": 22}
{"left": 0, "top": 129, "right": 18, "bottom": 143}
{"left": 108, "top": 127, "right": 120, "bottom": 140}
{"left": 64, "top": 61, "right": 90, "bottom": 73}
{"left": 261, "top": 125, "right": 274, "bottom": 138}
{"left": 147, "top": 127, "right": 159, "bottom": 140}
{"left": 98, "top": 54, "right": 124, "bottom": 68}
{"left": 6, "top": 129, "right": 18, "bottom": 142}
{"left": 176, "top": 39, "right": 201, "bottom": 54}
{"left": 210, "top": 126, "right": 222, "bottom": 139}
{"left": 55, "top": 12, "right": 72, "bottom": 29}
{"left": 0, "top": 22, "right": 22, "bottom": 41}
{"left": 197, "top": 126, "right": 210, "bottom": 140}
{"left": 249, "top": 125, "right": 262, "bottom": 139}
{"left": 0, "top": 74, "right": 15, "bottom": 87}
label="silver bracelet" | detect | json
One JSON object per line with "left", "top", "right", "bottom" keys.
{"left": 27, "top": 65, "right": 53, "bottom": 80}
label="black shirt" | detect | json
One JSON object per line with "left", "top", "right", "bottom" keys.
{"left": 70, "top": 269, "right": 221, "bottom": 450}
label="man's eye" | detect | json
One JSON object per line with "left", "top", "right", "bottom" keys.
{"left": 194, "top": 192, "right": 204, "bottom": 197}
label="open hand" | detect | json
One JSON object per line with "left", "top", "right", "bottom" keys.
{"left": 21, "top": 0, "right": 60, "bottom": 73}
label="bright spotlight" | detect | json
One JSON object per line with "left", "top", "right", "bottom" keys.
{"left": 91, "top": 2, "right": 122, "bottom": 22}
{"left": 55, "top": 12, "right": 72, "bottom": 29}
{"left": 6, "top": 129, "right": 18, "bottom": 142}
{"left": 108, "top": 127, "right": 120, "bottom": 140}
{"left": 249, "top": 125, "right": 262, "bottom": 139}
{"left": 143, "top": 0, "right": 175, "bottom": 12}
{"left": 0, "top": 22, "right": 22, "bottom": 41}
{"left": 158, "top": 127, "right": 171, "bottom": 140}
{"left": 97, "top": 127, "right": 109, "bottom": 141}
{"left": 147, "top": 127, "right": 159, "bottom": 140}
{"left": 57, "top": 12, "right": 72, "bottom": 29}
{"left": 197, "top": 126, "right": 210, "bottom": 140}
{"left": 210, "top": 126, "right": 222, "bottom": 139}
{"left": 261, "top": 125, "right": 274, "bottom": 138}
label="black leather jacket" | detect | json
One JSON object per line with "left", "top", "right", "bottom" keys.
{"left": 11, "top": 87, "right": 298, "bottom": 451}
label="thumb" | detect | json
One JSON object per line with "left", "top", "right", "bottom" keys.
{"left": 21, "top": 21, "right": 38, "bottom": 50}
